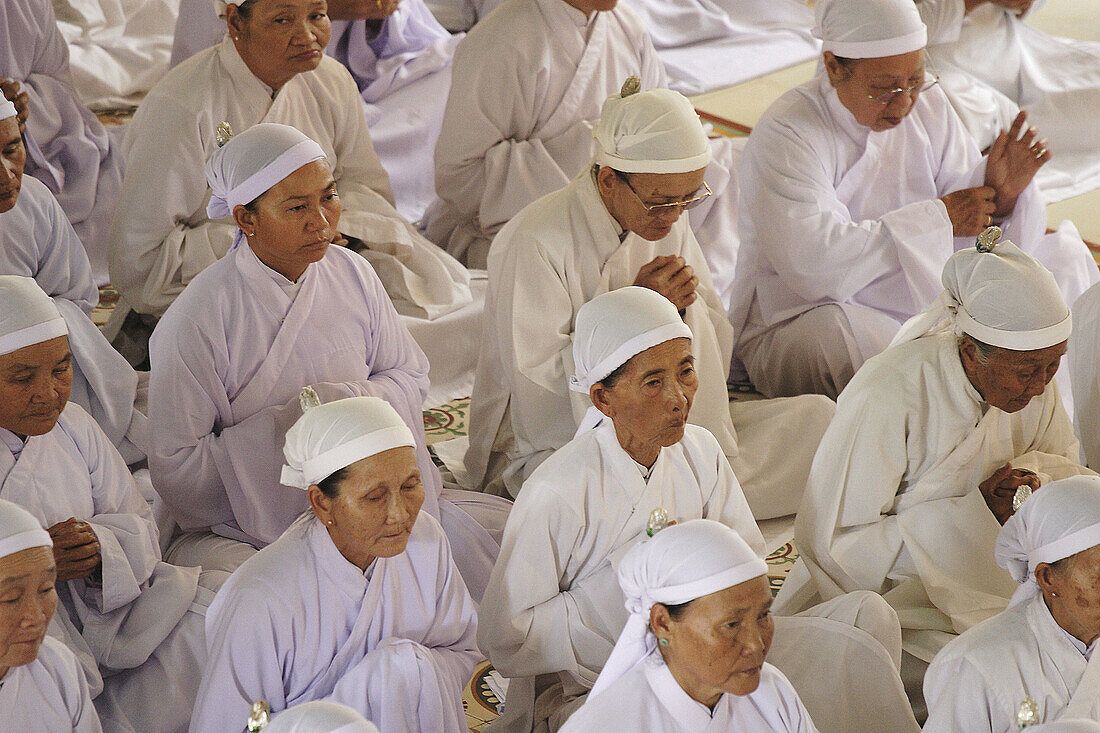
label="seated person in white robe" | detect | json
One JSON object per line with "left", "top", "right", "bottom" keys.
{"left": 466, "top": 85, "right": 833, "bottom": 519}
{"left": 730, "top": 0, "right": 1098, "bottom": 400}
{"left": 1068, "top": 281, "right": 1100, "bottom": 470}
{"left": 479, "top": 287, "right": 916, "bottom": 733}
{"left": 776, "top": 235, "right": 1092, "bottom": 676}
{"left": 0, "top": 0, "right": 122, "bottom": 280}
{"left": 924, "top": 475, "right": 1100, "bottom": 732}
{"left": 0, "top": 276, "right": 212, "bottom": 733}
{"left": 149, "top": 123, "right": 506, "bottom": 600}
{"left": 917, "top": 0, "right": 1100, "bottom": 202}
{"left": 192, "top": 395, "right": 479, "bottom": 733}
{"left": 252, "top": 701, "right": 379, "bottom": 733}
{"left": 0, "top": 498, "right": 102, "bottom": 733}
{"left": 562, "top": 520, "right": 817, "bottom": 732}
{"left": 109, "top": 0, "right": 471, "bottom": 363}
{"left": 0, "top": 99, "right": 147, "bottom": 464}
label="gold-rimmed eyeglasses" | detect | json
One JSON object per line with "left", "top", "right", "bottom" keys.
{"left": 619, "top": 176, "right": 713, "bottom": 215}
{"left": 866, "top": 73, "right": 940, "bottom": 105}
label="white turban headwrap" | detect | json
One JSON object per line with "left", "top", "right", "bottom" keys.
{"left": 0, "top": 276, "right": 68, "bottom": 356}
{"left": 205, "top": 122, "right": 327, "bottom": 250}
{"left": 0, "top": 498, "right": 52, "bottom": 561}
{"left": 281, "top": 395, "right": 416, "bottom": 490}
{"left": 264, "top": 701, "right": 379, "bottom": 733}
{"left": 995, "top": 475, "right": 1100, "bottom": 609}
{"left": 591, "top": 519, "right": 768, "bottom": 697}
{"left": 813, "top": 0, "right": 927, "bottom": 59}
{"left": 594, "top": 86, "right": 712, "bottom": 175}
{"left": 0, "top": 98, "right": 16, "bottom": 121}
{"left": 890, "top": 238, "right": 1071, "bottom": 351}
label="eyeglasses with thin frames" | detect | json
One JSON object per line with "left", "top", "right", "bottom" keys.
{"left": 866, "top": 73, "right": 940, "bottom": 105}
{"left": 619, "top": 176, "right": 713, "bottom": 215}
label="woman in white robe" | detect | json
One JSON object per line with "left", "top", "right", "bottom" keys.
{"left": 730, "top": 0, "right": 1098, "bottom": 400}
{"left": 148, "top": 123, "right": 505, "bottom": 600}
{"left": 191, "top": 395, "right": 479, "bottom": 733}
{"left": 0, "top": 498, "right": 102, "bottom": 733}
{"left": 561, "top": 520, "right": 817, "bottom": 732}
{"left": 109, "top": 0, "right": 470, "bottom": 342}
{"left": 465, "top": 85, "right": 833, "bottom": 519}
{"left": 924, "top": 475, "right": 1100, "bottom": 731}
{"left": 0, "top": 276, "right": 211, "bottom": 733}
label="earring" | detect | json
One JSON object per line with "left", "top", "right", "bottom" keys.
{"left": 327, "top": 520, "right": 334, "bottom": 526}
{"left": 233, "top": 35, "right": 240, "bottom": 41}
{"left": 1051, "top": 592, "right": 1059, "bottom": 598}
{"left": 247, "top": 232, "right": 255, "bottom": 237}
{"left": 658, "top": 638, "right": 670, "bottom": 648}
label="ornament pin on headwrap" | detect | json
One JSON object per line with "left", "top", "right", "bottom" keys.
{"left": 1015, "top": 696, "right": 1040, "bottom": 728}
{"left": 299, "top": 385, "right": 322, "bottom": 412}
{"left": 215, "top": 121, "right": 234, "bottom": 148}
{"left": 1013, "top": 483, "right": 1034, "bottom": 512}
{"left": 646, "top": 507, "right": 671, "bottom": 537}
{"left": 976, "top": 225, "right": 1002, "bottom": 253}
{"left": 620, "top": 76, "right": 641, "bottom": 98}
{"left": 247, "top": 700, "right": 272, "bottom": 731}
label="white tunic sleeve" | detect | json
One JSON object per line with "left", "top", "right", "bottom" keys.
{"left": 916, "top": 0, "right": 966, "bottom": 46}
{"left": 703, "top": 440, "right": 767, "bottom": 556}
{"left": 923, "top": 651, "right": 1005, "bottom": 733}
{"left": 24, "top": 178, "right": 99, "bottom": 313}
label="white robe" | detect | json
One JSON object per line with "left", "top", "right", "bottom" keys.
{"left": 148, "top": 243, "right": 505, "bottom": 600}
{"left": 924, "top": 594, "right": 1100, "bottom": 732}
{"left": 109, "top": 36, "right": 470, "bottom": 321}
{"left": 0, "top": 175, "right": 147, "bottom": 463}
{"left": 191, "top": 512, "right": 479, "bottom": 733}
{"left": 775, "top": 332, "right": 1090, "bottom": 662}
{"left": 731, "top": 75, "right": 1099, "bottom": 397}
{"left": 0, "top": 0, "right": 124, "bottom": 282}
{"left": 561, "top": 656, "right": 817, "bottom": 733}
{"left": 465, "top": 169, "right": 833, "bottom": 518}
{"left": 0, "top": 636, "right": 103, "bottom": 733}
{"left": 1071, "top": 281, "right": 1100, "bottom": 469}
{"left": 919, "top": 0, "right": 1100, "bottom": 202}
{"left": 0, "top": 403, "right": 207, "bottom": 733}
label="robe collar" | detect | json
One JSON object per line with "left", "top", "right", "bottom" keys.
{"left": 941, "top": 334, "right": 987, "bottom": 410}
{"left": 578, "top": 170, "right": 631, "bottom": 265}
{"left": 0, "top": 428, "right": 24, "bottom": 459}
{"left": 593, "top": 418, "right": 667, "bottom": 501}
{"left": 1030, "top": 593, "right": 1099, "bottom": 661}
{"left": 817, "top": 74, "right": 874, "bottom": 150}
{"left": 218, "top": 35, "right": 278, "bottom": 107}
{"left": 234, "top": 242, "right": 314, "bottom": 322}
{"left": 645, "top": 653, "right": 728, "bottom": 727}
{"left": 538, "top": 0, "right": 601, "bottom": 33}
{"left": 306, "top": 517, "right": 379, "bottom": 598}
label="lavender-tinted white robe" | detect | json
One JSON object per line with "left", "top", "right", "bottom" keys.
{"left": 190, "top": 512, "right": 479, "bottom": 733}
{"left": 0, "top": 0, "right": 123, "bottom": 282}
{"left": 0, "top": 636, "right": 103, "bottom": 733}
{"left": 0, "top": 175, "right": 147, "bottom": 463}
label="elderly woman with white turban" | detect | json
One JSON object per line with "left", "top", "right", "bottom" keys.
{"left": 728, "top": 0, "right": 1098, "bottom": 401}
{"left": 191, "top": 394, "right": 479, "bottom": 733}
{"left": 465, "top": 82, "right": 833, "bottom": 521}
{"left": 149, "top": 123, "right": 506, "bottom": 600}
{"left": 560, "top": 520, "right": 816, "bottom": 732}
{"left": 924, "top": 475, "right": 1100, "bottom": 731}
{"left": 777, "top": 234, "right": 1092, "bottom": 687}
{"left": 0, "top": 276, "right": 212, "bottom": 732}
{"left": 0, "top": 498, "right": 102, "bottom": 732}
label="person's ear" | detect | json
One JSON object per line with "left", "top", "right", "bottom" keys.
{"left": 233, "top": 204, "right": 258, "bottom": 239}
{"left": 596, "top": 166, "right": 619, "bottom": 198}
{"left": 226, "top": 4, "right": 246, "bottom": 41}
{"left": 822, "top": 52, "right": 848, "bottom": 87}
{"left": 1035, "top": 562, "right": 1060, "bottom": 597}
{"left": 650, "top": 603, "right": 675, "bottom": 645}
{"left": 590, "top": 382, "right": 616, "bottom": 419}
{"left": 308, "top": 485, "right": 335, "bottom": 526}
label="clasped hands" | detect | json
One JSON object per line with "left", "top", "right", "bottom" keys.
{"left": 48, "top": 517, "right": 102, "bottom": 582}
{"left": 979, "top": 462, "right": 1040, "bottom": 526}
{"left": 634, "top": 255, "right": 698, "bottom": 312}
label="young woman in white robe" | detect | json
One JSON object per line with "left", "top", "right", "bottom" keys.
{"left": 730, "top": 0, "right": 1098, "bottom": 400}
{"left": 191, "top": 396, "right": 479, "bottom": 733}
{"left": 0, "top": 498, "right": 102, "bottom": 733}
{"left": 465, "top": 86, "right": 833, "bottom": 520}
{"left": 561, "top": 520, "right": 818, "bottom": 733}
{"left": 0, "top": 104, "right": 147, "bottom": 464}
{"left": 109, "top": 0, "right": 470, "bottom": 337}
{"left": 0, "top": 276, "right": 212, "bottom": 733}
{"left": 924, "top": 475, "right": 1100, "bottom": 731}
{"left": 148, "top": 123, "right": 505, "bottom": 600}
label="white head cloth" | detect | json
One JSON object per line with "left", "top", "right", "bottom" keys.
{"left": 995, "top": 475, "right": 1100, "bottom": 609}
{"left": 593, "top": 86, "right": 711, "bottom": 175}
{"left": 205, "top": 122, "right": 327, "bottom": 249}
{"left": 591, "top": 519, "right": 768, "bottom": 697}
{"left": 0, "top": 276, "right": 68, "bottom": 357}
{"left": 0, "top": 498, "right": 52, "bottom": 562}
{"left": 281, "top": 395, "right": 416, "bottom": 490}
{"left": 890, "top": 238, "right": 1071, "bottom": 351}
{"left": 1030, "top": 721, "right": 1100, "bottom": 733}
{"left": 0, "top": 98, "right": 16, "bottom": 121}
{"left": 813, "top": 0, "right": 927, "bottom": 58}
{"left": 264, "top": 701, "right": 379, "bottom": 733}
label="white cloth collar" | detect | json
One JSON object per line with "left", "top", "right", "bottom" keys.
{"left": 0, "top": 428, "right": 25, "bottom": 458}
{"left": 645, "top": 654, "right": 721, "bottom": 726}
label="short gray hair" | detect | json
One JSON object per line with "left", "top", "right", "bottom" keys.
{"left": 957, "top": 333, "right": 998, "bottom": 366}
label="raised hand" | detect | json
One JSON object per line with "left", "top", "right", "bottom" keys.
{"left": 633, "top": 255, "right": 698, "bottom": 312}
{"left": 984, "top": 111, "right": 1049, "bottom": 218}
{"left": 0, "top": 78, "right": 29, "bottom": 133}
{"left": 940, "top": 186, "right": 997, "bottom": 237}
{"left": 47, "top": 517, "right": 102, "bottom": 582}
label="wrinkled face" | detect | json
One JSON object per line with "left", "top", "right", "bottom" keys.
{"left": 824, "top": 50, "right": 926, "bottom": 132}
{"left": 311, "top": 447, "right": 425, "bottom": 571}
{"left": 0, "top": 336, "right": 72, "bottom": 438}
{"left": 597, "top": 167, "right": 707, "bottom": 242}
{"left": 960, "top": 339, "right": 1066, "bottom": 414}
{"left": 0, "top": 547, "right": 58, "bottom": 676}
{"left": 0, "top": 116, "right": 26, "bottom": 214}
{"left": 228, "top": 0, "right": 332, "bottom": 90}
{"left": 234, "top": 160, "right": 339, "bottom": 281}
{"left": 1041, "top": 544, "right": 1100, "bottom": 647}
{"left": 659, "top": 575, "right": 774, "bottom": 702}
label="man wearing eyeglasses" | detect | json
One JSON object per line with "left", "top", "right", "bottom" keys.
{"left": 728, "top": 0, "right": 1098, "bottom": 403}
{"left": 464, "top": 82, "right": 835, "bottom": 524}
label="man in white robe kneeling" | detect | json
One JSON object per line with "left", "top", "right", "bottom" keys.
{"left": 465, "top": 82, "right": 833, "bottom": 520}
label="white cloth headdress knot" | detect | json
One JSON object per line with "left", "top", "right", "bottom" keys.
{"left": 0, "top": 498, "right": 52, "bottom": 561}
{"left": 591, "top": 519, "right": 767, "bottom": 697}
{"left": 281, "top": 394, "right": 416, "bottom": 490}
{"left": 995, "top": 475, "right": 1100, "bottom": 609}
{"left": 0, "top": 98, "right": 16, "bottom": 121}
{"left": 890, "top": 237, "right": 1071, "bottom": 351}
{"left": 0, "top": 276, "right": 68, "bottom": 356}
{"left": 813, "top": 0, "right": 927, "bottom": 58}
{"left": 205, "top": 122, "right": 327, "bottom": 249}
{"left": 263, "top": 701, "right": 379, "bottom": 733}
{"left": 593, "top": 84, "right": 712, "bottom": 175}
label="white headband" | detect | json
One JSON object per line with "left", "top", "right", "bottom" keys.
{"left": 814, "top": 0, "right": 927, "bottom": 59}
{"left": 0, "top": 499, "right": 52, "bottom": 561}
{"left": 0, "top": 98, "right": 16, "bottom": 122}
{"left": 0, "top": 276, "right": 68, "bottom": 356}
{"left": 207, "top": 138, "right": 327, "bottom": 221}
{"left": 593, "top": 86, "right": 712, "bottom": 175}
